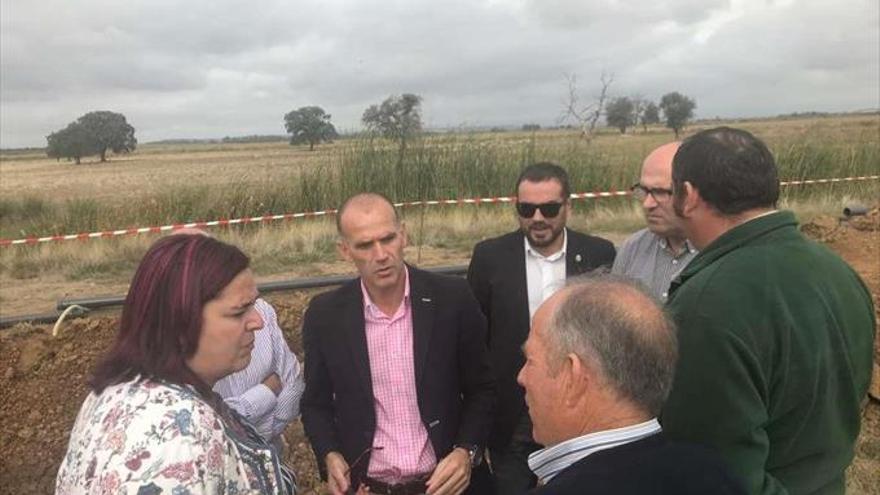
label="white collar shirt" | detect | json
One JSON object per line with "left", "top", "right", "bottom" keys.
{"left": 528, "top": 418, "right": 663, "bottom": 484}
{"left": 524, "top": 229, "right": 568, "bottom": 319}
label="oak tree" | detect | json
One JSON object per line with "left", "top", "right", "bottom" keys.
{"left": 284, "top": 106, "right": 338, "bottom": 151}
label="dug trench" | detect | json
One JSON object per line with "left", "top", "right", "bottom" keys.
{"left": 1, "top": 210, "right": 878, "bottom": 494}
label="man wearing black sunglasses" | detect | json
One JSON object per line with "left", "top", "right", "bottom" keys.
{"left": 467, "top": 162, "right": 615, "bottom": 494}
{"left": 611, "top": 142, "right": 697, "bottom": 301}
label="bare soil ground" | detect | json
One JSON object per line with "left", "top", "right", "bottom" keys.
{"left": 0, "top": 213, "right": 877, "bottom": 494}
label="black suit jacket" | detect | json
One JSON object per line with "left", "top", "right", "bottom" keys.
{"left": 300, "top": 265, "right": 495, "bottom": 485}
{"left": 467, "top": 229, "right": 615, "bottom": 449}
{"left": 531, "top": 433, "right": 745, "bottom": 495}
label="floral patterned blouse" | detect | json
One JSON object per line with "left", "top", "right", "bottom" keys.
{"left": 56, "top": 376, "right": 296, "bottom": 494}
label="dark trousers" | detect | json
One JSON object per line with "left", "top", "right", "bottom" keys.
{"left": 466, "top": 463, "right": 494, "bottom": 494}
{"left": 488, "top": 412, "right": 541, "bottom": 495}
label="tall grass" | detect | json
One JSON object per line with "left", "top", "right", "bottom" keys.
{"left": 0, "top": 189, "right": 864, "bottom": 285}
{"left": 0, "top": 122, "right": 877, "bottom": 240}
{"left": 1, "top": 117, "right": 876, "bottom": 316}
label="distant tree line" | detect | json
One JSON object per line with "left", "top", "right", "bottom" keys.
{"left": 562, "top": 73, "right": 697, "bottom": 139}
{"left": 221, "top": 135, "right": 288, "bottom": 144}
{"left": 49, "top": 86, "right": 697, "bottom": 164}
{"left": 46, "top": 111, "right": 136, "bottom": 164}
{"left": 605, "top": 92, "right": 695, "bottom": 137}
{"left": 283, "top": 93, "right": 424, "bottom": 155}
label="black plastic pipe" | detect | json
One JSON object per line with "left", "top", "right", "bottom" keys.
{"left": 843, "top": 204, "right": 869, "bottom": 217}
{"left": 0, "top": 265, "right": 468, "bottom": 329}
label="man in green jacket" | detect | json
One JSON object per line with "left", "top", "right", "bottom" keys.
{"left": 661, "top": 126, "right": 875, "bottom": 495}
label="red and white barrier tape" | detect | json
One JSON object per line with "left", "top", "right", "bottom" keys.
{"left": 2, "top": 175, "right": 877, "bottom": 247}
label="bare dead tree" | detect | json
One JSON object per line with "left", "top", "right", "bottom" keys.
{"left": 560, "top": 72, "right": 614, "bottom": 142}
{"left": 630, "top": 94, "right": 646, "bottom": 133}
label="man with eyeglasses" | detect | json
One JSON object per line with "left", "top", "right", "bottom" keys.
{"left": 611, "top": 142, "right": 697, "bottom": 301}
{"left": 467, "top": 162, "right": 615, "bottom": 494}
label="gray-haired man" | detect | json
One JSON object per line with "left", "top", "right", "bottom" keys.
{"left": 518, "top": 276, "right": 744, "bottom": 494}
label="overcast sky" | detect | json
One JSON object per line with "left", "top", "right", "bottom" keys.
{"left": 1, "top": 0, "right": 877, "bottom": 148}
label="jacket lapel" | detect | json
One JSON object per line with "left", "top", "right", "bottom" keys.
{"left": 409, "top": 267, "right": 435, "bottom": 387}
{"left": 342, "top": 281, "right": 373, "bottom": 399}
{"left": 509, "top": 232, "right": 530, "bottom": 326}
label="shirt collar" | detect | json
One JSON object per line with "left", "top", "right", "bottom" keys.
{"left": 528, "top": 418, "right": 662, "bottom": 484}
{"left": 360, "top": 266, "right": 410, "bottom": 318}
{"left": 524, "top": 228, "right": 568, "bottom": 261}
{"left": 658, "top": 237, "right": 697, "bottom": 256}
{"left": 744, "top": 208, "right": 780, "bottom": 223}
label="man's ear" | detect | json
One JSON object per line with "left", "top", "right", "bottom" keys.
{"left": 681, "top": 181, "right": 703, "bottom": 217}
{"left": 399, "top": 222, "right": 408, "bottom": 249}
{"left": 337, "top": 238, "right": 352, "bottom": 262}
{"left": 563, "top": 353, "right": 590, "bottom": 406}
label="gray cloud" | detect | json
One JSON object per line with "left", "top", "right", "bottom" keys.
{"left": 523, "top": 0, "right": 731, "bottom": 29}
{"left": 1, "top": 0, "right": 877, "bottom": 147}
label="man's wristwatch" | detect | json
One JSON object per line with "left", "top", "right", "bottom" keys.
{"left": 454, "top": 443, "right": 481, "bottom": 467}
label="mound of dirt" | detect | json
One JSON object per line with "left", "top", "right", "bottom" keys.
{"left": 801, "top": 207, "right": 880, "bottom": 243}
{"left": 849, "top": 206, "right": 880, "bottom": 232}
{"left": 0, "top": 317, "right": 116, "bottom": 494}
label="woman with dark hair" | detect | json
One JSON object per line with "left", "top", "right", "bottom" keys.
{"left": 56, "top": 234, "right": 296, "bottom": 494}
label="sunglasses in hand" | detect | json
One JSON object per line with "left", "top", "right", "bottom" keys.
{"left": 344, "top": 446, "right": 384, "bottom": 494}
{"left": 516, "top": 202, "right": 564, "bottom": 218}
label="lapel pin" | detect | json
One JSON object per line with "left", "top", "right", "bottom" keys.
{"left": 421, "top": 297, "right": 432, "bottom": 303}
{"left": 575, "top": 254, "right": 582, "bottom": 263}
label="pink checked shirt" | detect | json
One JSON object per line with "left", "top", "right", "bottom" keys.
{"left": 362, "top": 268, "right": 437, "bottom": 482}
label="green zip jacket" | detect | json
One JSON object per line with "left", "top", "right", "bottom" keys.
{"left": 662, "top": 211, "right": 875, "bottom": 495}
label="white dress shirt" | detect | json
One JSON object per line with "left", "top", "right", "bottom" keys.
{"left": 525, "top": 229, "right": 568, "bottom": 319}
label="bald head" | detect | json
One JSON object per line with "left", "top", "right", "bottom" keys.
{"left": 638, "top": 141, "right": 683, "bottom": 239}
{"left": 169, "top": 227, "right": 211, "bottom": 237}
{"left": 642, "top": 141, "right": 680, "bottom": 176}
{"left": 336, "top": 193, "right": 400, "bottom": 238}
{"left": 543, "top": 275, "right": 678, "bottom": 416}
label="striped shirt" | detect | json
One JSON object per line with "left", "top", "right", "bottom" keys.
{"left": 214, "top": 298, "right": 305, "bottom": 443}
{"left": 611, "top": 228, "right": 697, "bottom": 301}
{"left": 528, "top": 419, "right": 662, "bottom": 484}
{"left": 362, "top": 268, "right": 437, "bottom": 482}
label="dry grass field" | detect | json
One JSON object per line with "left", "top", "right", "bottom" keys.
{"left": 0, "top": 115, "right": 878, "bottom": 318}
{"left": 2, "top": 114, "right": 875, "bottom": 221}
{"left": 0, "top": 142, "right": 330, "bottom": 204}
